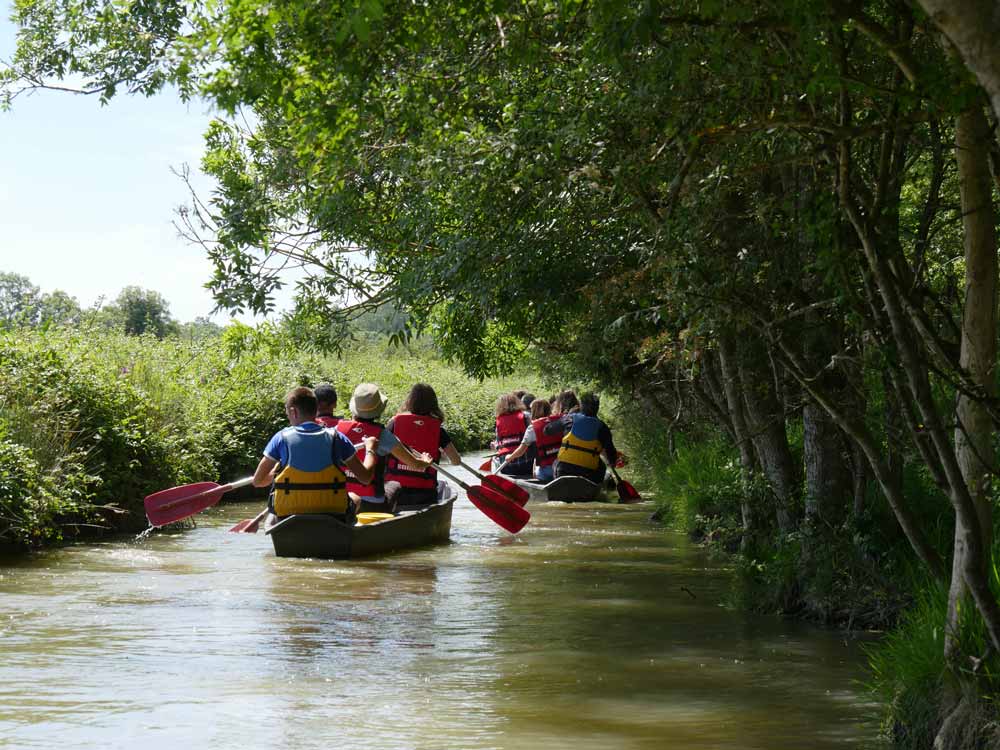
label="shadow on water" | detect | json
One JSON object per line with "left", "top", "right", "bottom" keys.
{"left": 0, "top": 459, "right": 884, "bottom": 749}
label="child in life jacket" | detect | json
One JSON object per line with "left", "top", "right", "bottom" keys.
{"left": 543, "top": 391, "right": 617, "bottom": 485}
{"left": 313, "top": 383, "right": 341, "bottom": 428}
{"left": 492, "top": 392, "right": 533, "bottom": 477}
{"left": 493, "top": 398, "right": 560, "bottom": 483}
{"left": 384, "top": 383, "right": 462, "bottom": 510}
{"left": 336, "top": 383, "right": 434, "bottom": 513}
{"left": 252, "top": 386, "right": 378, "bottom": 526}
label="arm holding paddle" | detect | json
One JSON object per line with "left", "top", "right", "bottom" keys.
{"left": 492, "top": 426, "right": 534, "bottom": 474}
{"left": 343, "top": 435, "right": 381, "bottom": 485}
{"left": 384, "top": 437, "right": 435, "bottom": 473}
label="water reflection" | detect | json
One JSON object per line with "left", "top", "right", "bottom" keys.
{"left": 0, "top": 463, "right": 882, "bottom": 749}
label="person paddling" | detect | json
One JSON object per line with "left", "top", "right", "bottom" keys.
{"left": 314, "top": 383, "right": 341, "bottom": 427}
{"left": 543, "top": 392, "right": 618, "bottom": 485}
{"left": 493, "top": 398, "right": 560, "bottom": 482}
{"left": 493, "top": 392, "right": 533, "bottom": 477}
{"left": 384, "top": 383, "right": 462, "bottom": 510}
{"left": 252, "top": 386, "right": 378, "bottom": 527}
{"left": 336, "top": 383, "right": 434, "bottom": 514}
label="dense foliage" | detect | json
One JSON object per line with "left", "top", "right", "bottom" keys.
{"left": 0, "top": 322, "right": 543, "bottom": 552}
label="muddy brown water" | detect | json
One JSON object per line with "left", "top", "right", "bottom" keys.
{"left": 0, "top": 462, "right": 883, "bottom": 749}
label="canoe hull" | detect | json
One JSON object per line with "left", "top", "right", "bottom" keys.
{"left": 266, "top": 484, "right": 456, "bottom": 559}
{"left": 515, "top": 475, "right": 604, "bottom": 503}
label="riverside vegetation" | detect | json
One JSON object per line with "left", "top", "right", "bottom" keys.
{"left": 0, "top": 320, "right": 542, "bottom": 551}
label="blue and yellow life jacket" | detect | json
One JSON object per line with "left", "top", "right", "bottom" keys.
{"left": 557, "top": 414, "right": 604, "bottom": 471}
{"left": 270, "top": 426, "right": 349, "bottom": 516}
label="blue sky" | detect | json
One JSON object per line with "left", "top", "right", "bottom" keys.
{"left": 0, "top": 13, "right": 288, "bottom": 323}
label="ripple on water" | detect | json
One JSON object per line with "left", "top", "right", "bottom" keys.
{"left": 0, "top": 479, "right": 881, "bottom": 750}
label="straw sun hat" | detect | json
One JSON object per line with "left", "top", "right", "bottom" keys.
{"left": 349, "top": 383, "right": 388, "bottom": 419}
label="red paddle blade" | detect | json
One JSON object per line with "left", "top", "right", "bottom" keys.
{"left": 614, "top": 451, "right": 629, "bottom": 468}
{"left": 478, "top": 458, "right": 492, "bottom": 472}
{"left": 144, "top": 481, "right": 224, "bottom": 527}
{"left": 482, "top": 474, "right": 529, "bottom": 506}
{"left": 228, "top": 517, "right": 261, "bottom": 533}
{"left": 616, "top": 479, "right": 642, "bottom": 503}
{"left": 467, "top": 485, "right": 530, "bottom": 534}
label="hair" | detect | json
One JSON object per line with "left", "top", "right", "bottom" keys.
{"left": 530, "top": 398, "right": 551, "bottom": 420}
{"left": 401, "top": 382, "right": 444, "bottom": 420}
{"left": 579, "top": 392, "right": 600, "bottom": 417}
{"left": 512, "top": 389, "right": 526, "bottom": 400}
{"left": 285, "top": 386, "right": 318, "bottom": 418}
{"left": 553, "top": 389, "right": 579, "bottom": 415}
{"left": 314, "top": 383, "right": 337, "bottom": 409}
{"left": 495, "top": 392, "right": 524, "bottom": 417}
{"left": 521, "top": 392, "right": 535, "bottom": 409}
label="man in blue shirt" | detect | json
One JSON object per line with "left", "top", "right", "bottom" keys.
{"left": 253, "top": 387, "right": 379, "bottom": 518}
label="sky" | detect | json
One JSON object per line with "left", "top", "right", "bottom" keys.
{"left": 0, "top": 13, "right": 290, "bottom": 323}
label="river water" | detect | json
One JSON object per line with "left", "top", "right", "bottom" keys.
{"left": 0, "top": 464, "right": 883, "bottom": 749}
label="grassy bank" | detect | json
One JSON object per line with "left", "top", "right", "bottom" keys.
{"left": 0, "top": 325, "right": 542, "bottom": 551}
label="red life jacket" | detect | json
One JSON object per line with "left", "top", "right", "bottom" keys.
{"left": 495, "top": 412, "right": 529, "bottom": 457}
{"left": 335, "top": 419, "right": 383, "bottom": 496}
{"left": 315, "top": 415, "right": 340, "bottom": 428}
{"left": 385, "top": 414, "right": 441, "bottom": 490}
{"left": 532, "top": 415, "right": 562, "bottom": 467}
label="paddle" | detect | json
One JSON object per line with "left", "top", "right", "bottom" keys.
{"left": 477, "top": 453, "right": 497, "bottom": 472}
{"left": 144, "top": 476, "right": 254, "bottom": 527}
{"left": 229, "top": 506, "right": 270, "bottom": 533}
{"left": 434, "top": 463, "right": 530, "bottom": 533}
{"left": 458, "top": 460, "right": 529, "bottom": 507}
{"left": 603, "top": 457, "right": 641, "bottom": 503}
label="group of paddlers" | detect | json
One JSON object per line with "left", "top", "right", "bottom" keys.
{"left": 490, "top": 389, "right": 618, "bottom": 486}
{"left": 251, "top": 382, "right": 617, "bottom": 525}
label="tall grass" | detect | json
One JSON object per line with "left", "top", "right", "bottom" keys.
{"left": 0, "top": 325, "right": 544, "bottom": 550}
{"left": 867, "top": 554, "right": 1000, "bottom": 749}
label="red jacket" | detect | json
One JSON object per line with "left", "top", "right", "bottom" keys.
{"left": 336, "top": 419, "right": 383, "bottom": 496}
{"left": 385, "top": 414, "right": 441, "bottom": 490}
{"left": 533, "top": 415, "right": 562, "bottom": 467}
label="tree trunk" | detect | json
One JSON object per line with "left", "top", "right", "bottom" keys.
{"left": 803, "top": 402, "right": 851, "bottom": 526}
{"left": 945, "top": 105, "right": 998, "bottom": 660}
{"left": 916, "top": 0, "right": 1000, "bottom": 120}
{"left": 740, "top": 342, "right": 798, "bottom": 533}
{"left": 718, "top": 334, "right": 757, "bottom": 545}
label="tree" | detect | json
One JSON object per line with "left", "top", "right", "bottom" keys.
{"left": 105, "top": 286, "right": 178, "bottom": 338}
{"left": 0, "top": 272, "right": 40, "bottom": 327}
{"left": 36, "top": 290, "right": 81, "bottom": 327}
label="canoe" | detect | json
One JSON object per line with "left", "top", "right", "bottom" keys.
{"left": 514, "top": 475, "right": 604, "bottom": 503}
{"left": 266, "top": 482, "right": 456, "bottom": 559}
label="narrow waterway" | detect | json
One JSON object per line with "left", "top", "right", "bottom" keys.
{"left": 0, "top": 463, "right": 882, "bottom": 749}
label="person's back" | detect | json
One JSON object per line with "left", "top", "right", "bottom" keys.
{"left": 530, "top": 399, "right": 560, "bottom": 482}
{"left": 254, "top": 387, "right": 367, "bottom": 522}
{"left": 384, "top": 383, "right": 459, "bottom": 509}
{"left": 493, "top": 392, "right": 533, "bottom": 476}
{"left": 270, "top": 425, "right": 350, "bottom": 516}
{"left": 548, "top": 392, "right": 616, "bottom": 484}
{"left": 336, "top": 416, "right": 386, "bottom": 503}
